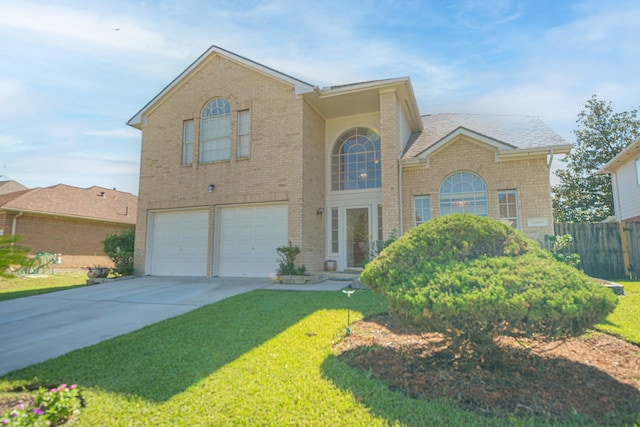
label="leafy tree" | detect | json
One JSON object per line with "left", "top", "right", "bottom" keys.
{"left": 102, "top": 229, "right": 135, "bottom": 276}
{"left": 553, "top": 95, "right": 640, "bottom": 222}
{"left": 0, "top": 235, "right": 29, "bottom": 277}
{"left": 360, "top": 214, "right": 617, "bottom": 364}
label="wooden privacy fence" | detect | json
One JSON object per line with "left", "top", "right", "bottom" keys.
{"left": 554, "top": 222, "right": 640, "bottom": 279}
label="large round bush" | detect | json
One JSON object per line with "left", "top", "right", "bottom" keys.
{"left": 360, "top": 214, "right": 617, "bottom": 357}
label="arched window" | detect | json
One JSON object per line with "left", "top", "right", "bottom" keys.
{"left": 439, "top": 171, "right": 488, "bottom": 216}
{"left": 200, "top": 98, "right": 231, "bottom": 162}
{"left": 331, "top": 127, "right": 381, "bottom": 191}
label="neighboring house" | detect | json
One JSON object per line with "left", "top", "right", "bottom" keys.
{"left": 0, "top": 180, "right": 28, "bottom": 195}
{"left": 0, "top": 184, "right": 137, "bottom": 268}
{"left": 127, "top": 45, "right": 571, "bottom": 277}
{"left": 599, "top": 138, "right": 640, "bottom": 222}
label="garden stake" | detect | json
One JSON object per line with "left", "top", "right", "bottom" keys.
{"left": 343, "top": 290, "right": 355, "bottom": 335}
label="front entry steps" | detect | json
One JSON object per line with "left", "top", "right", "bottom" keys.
{"left": 315, "top": 271, "right": 368, "bottom": 289}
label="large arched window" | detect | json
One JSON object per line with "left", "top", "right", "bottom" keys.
{"left": 200, "top": 98, "right": 231, "bottom": 162}
{"left": 331, "top": 127, "right": 381, "bottom": 191}
{"left": 439, "top": 171, "right": 488, "bottom": 216}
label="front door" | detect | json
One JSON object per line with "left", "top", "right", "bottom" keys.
{"left": 346, "top": 207, "right": 369, "bottom": 268}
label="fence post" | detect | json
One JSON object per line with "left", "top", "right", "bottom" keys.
{"left": 620, "top": 221, "right": 631, "bottom": 278}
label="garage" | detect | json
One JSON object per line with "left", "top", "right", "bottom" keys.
{"left": 217, "top": 204, "right": 288, "bottom": 277}
{"left": 148, "top": 210, "right": 209, "bottom": 276}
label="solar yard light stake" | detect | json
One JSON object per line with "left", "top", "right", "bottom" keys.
{"left": 343, "top": 290, "right": 355, "bottom": 336}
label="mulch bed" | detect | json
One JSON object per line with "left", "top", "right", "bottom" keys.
{"left": 335, "top": 314, "right": 640, "bottom": 425}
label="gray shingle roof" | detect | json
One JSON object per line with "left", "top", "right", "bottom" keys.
{"left": 403, "top": 113, "right": 569, "bottom": 159}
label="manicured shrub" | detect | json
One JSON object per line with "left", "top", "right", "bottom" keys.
{"left": 361, "top": 214, "right": 618, "bottom": 361}
{"left": 102, "top": 229, "right": 135, "bottom": 276}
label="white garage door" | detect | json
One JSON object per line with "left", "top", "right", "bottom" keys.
{"left": 148, "top": 210, "right": 209, "bottom": 276}
{"left": 218, "top": 205, "right": 288, "bottom": 277}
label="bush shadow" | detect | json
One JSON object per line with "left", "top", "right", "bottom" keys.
{"left": 323, "top": 315, "right": 640, "bottom": 426}
{"left": 2, "top": 290, "right": 377, "bottom": 403}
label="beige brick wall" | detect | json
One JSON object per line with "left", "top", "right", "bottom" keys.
{"left": 401, "top": 136, "right": 555, "bottom": 244}
{"left": 9, "top": 213, "right": 132, "bottom": 268}
{"left": 379, "top": 90, "right": 401, "bottom": 238}
{"left": 134, "top": 54, "right": 311, "bottom": 274}
{"left": 299, "top": 102, "right": 326, "bottom": 272}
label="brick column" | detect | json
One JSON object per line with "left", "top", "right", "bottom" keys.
{"left": 379, "top": 89, "right": 401, "bottom": 238}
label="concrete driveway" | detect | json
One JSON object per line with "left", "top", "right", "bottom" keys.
{"left": 0, "top": 276, "right": 272, "bottom": 376}
{"left": 0, "top": 275, "right": 352, "bottom": 376}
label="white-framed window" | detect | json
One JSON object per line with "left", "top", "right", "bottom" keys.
{"left": 414, "top": 196, "right": 431, "bottom": 225}
{"left": 498, "top": 190, "right": 519, "bottom": 228}
{"left": 331, "top": 127, "right": 381, "bottom": 191}
{"left": 636, "top": 158, "right": 640, "bottom": 184}
{"left": 331, "top": 207, "right": 339, "bottom": 253}
{"left": 182, "top": 119, "right": 194, "bottom": 165}
{"left": 200, "top": 98, "right": 231, "bottom": 162}
{"left": 237, "top": 110, "right": 250, "bottom": 159}
{"left": 439, "top": 171, "right": 488, "bottom": 216}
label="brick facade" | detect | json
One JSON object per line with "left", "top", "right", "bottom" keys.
{"left": 129, "top": 46, "right": 569, "bottom": 276}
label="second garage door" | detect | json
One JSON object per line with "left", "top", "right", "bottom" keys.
{"left": 218, "top": 205, "right": 288, "bottom": 277}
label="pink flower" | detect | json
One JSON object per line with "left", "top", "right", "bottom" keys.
{"left": 49, "top": 388, "right": 57, "bottom": 393}
{"left": 69, "top": 384, "right": 77, "bottom": 390}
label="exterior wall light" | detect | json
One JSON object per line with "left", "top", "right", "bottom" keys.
{"left": 208, "top": 184, "right": 215, "bottom": 192}
{"left": 317, "top": 208, "right": 324, "bottom": 216}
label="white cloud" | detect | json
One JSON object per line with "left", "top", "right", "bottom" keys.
{"left": 84, "top": 129, "right": 140, "bottom": 138}
{"left": 0, "top": 1, "right": 187, "bottom": 59}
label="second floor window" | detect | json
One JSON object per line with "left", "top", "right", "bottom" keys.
{"left": 200, "top": 98, "right": 231, "bottom": 162}
{"left": 237, "top": 110, "right": 250, "bottom": 159}
{"left": 182, "top": 120, "right": 194, "bottom": 165}
{"left": 331, "top": 127, "right": 381, "bottom": 191}
{"left": 439, "top": 171, "right": 488, "bottom": 216}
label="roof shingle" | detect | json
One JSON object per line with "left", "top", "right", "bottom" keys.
{"left": 0, "top": 184, "right": 136, "bottom": 224}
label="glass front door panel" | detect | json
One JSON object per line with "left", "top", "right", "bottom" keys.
{"left": 346, "top": 207, "right": 369, "bottom": 268}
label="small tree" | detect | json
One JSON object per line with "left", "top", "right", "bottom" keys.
{"left": 361, "top": 214, "right": 617, "bottom": 363}
{"left": 276, "top": 245, "right": 306, "bottom": 276}
{"left": 0, "top": 235, "right": 29, "bottom": 277}
{"left": 102, "top": 229, "right": 135, "bottom": 276}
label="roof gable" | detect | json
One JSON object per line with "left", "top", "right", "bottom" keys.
{"left": 404, "top": 113, "right": 571, "bottom": 160}
{"left": 599, "top": 138, "right": 640, "bottom": 174}
{"left": 0, "top": 184, "right": 137, "bottom": 224}
{"left": 127, "top": 45, "right": 315, "bottom": 128}
{"left": 415, "top": 126, "right": 516, "bottom": 160}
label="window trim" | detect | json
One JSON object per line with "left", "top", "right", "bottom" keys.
{"left": 439, "top": 171, "right": 488, "bottom": 217}
{"left": 331, "top": 127, "right": 381, "bottom": 191}
{"left": 497, "top": 189, "right": 519, "bottom": 229}
{"left": 181, "top": 119, "right": 194, "bottom": 165}
{"left": 413, "top": 195, "right": 431, "bottom": 226}
{"left": 199, "top": 98, "right": 231, "bottom": 163}
{"left": 237, "top": 109, "right": 250, "bottom": 159}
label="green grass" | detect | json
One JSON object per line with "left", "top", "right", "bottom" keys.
{"left": 0, "top": 271, "right": 88, "bottom": 301}
{"left": 595, "top": 279, "right": 640, "bottom": 344}
{"left": 1, "top": 278, "right": 637, "bottom": 426}
{"left": 1, "top": 290, "right": 567, "bottom": 426}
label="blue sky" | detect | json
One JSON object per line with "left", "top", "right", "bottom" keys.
{"left": 1, "top": 0, "right": 638, "bottom": 195}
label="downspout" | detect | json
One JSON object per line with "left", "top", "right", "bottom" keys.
{"left": 397, "top": 159, "right": 403, "bottom": 235}
{"left": 546, "top": 149, "right": 555, "bottom": 169}
{"left": 11, "top": 211, "right": 24, "bottom": 245}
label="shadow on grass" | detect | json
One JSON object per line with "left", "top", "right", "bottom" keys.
{"left": 323, "top": 319, "right": 640, "bottom": 426}
{"left": 0, "top": 285, "right": 86, "bottom": 302}
{"left": 1, "top": 289, "right": 385, "bottom": 403}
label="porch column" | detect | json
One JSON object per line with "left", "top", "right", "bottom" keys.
{"left": 379, "top": 89, "right": 401, "bottom": 238}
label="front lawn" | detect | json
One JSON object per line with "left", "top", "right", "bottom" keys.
{"left": 595, "top": 279, "right": 640, "bottom": 344}
{"left": 0, "top": 290, "right": 543, "bottom": 426}
{"left": 0, "top": 271, "right": 88, "bottom": 301}
{"left": 1, "top": 282, "right": 637, "bottom": 425}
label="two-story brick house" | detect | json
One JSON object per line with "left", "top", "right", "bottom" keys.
{"left": 127, "top": 45, "right": 571, "bottom": 277}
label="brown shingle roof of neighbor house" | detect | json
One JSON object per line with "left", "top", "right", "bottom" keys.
{"left": 403, "top": 113, "right": 571, "bottom": 159}
{"left": 0, "top": 184, "right": 137, "bottom": 224}
{"left": 0, "top": 180, "right": 28, "bottom": 195}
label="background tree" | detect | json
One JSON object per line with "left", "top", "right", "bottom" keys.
{"left": 553, "top": 95, "right": 640, "bottom": 222}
